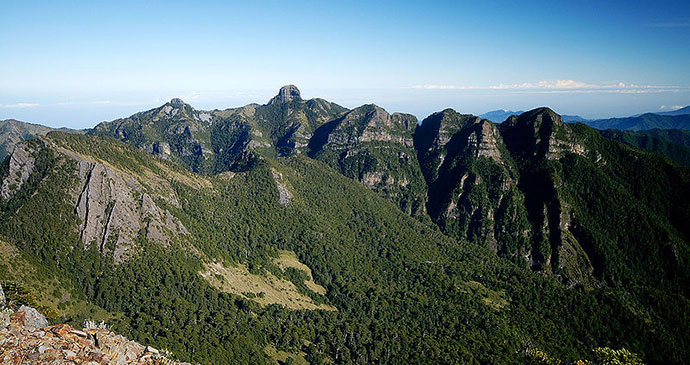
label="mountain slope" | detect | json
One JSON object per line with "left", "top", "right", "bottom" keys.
{"left": 657, "top": 105, "right": 690, "bottom": 116}
{"left": 308, "top": 104, "right": 428, "bottom": 217}
{"left": 2, "top": 132, "right": 688, "bottom": 363}
{"left": 0, "top": 119, "right": 80, "bottom": 160}
{"left": 582, "top": 113, "right": 690, "bottom": 130}
{"left": 600, "top": 128, "right": 690, "bottom": 166}
{"left": 414, "top": 109, "right": 531, "bottom": 260}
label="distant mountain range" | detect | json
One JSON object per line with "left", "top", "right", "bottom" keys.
{"left": 479, "top": 106, "right": 690, "bottom": 131}
{"left": 480, "top": 109, "right": 590, "bottom": 124}
{"left": 478, "top": 109, "right": 523, "bottom": 123}
{"left": 583, "top": 113, "right": 690, "bottom": 131}
{"left": 0, "top": 119, "right": 81, "bottom": 160}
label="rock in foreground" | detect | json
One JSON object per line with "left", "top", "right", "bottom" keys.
{"left": 0, "top": 309, "right": 186, "bottom": 364}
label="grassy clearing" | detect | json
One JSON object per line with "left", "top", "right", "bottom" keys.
{"left": 264, "top": 344, "right": 309, "bottom": 365}
{"left": 273, "top": 250, "right": 327, "bottom": 295}
{"left": 200, "top": 261, "right": 336, "bottom": 311}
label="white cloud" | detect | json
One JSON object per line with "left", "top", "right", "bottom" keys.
{"left": 0, "top": 102, "right": 39, "bottom": 108}
{"left": 410, "top": 80, "right": 687, "bottom": 93}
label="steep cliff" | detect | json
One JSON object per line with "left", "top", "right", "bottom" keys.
{"left": 414, "top": 109, "right": 531, "bottom": 261}
{"left": 309, "top": 104, "right": 428, "bottom": 217}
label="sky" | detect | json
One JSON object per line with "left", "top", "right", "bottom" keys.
{"left": 1, "top": 0, "right": 689, "bottom": 128}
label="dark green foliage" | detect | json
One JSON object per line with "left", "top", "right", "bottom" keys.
{"left": 210, "top": 118, "right": 255, "bottom": 172}
{"left": 2, "top": 116, "right": 690, "bottom": 364}
{"left": 600, "top": 128, "right": 690, "bottom": 166}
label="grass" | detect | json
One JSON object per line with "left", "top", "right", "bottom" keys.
{"left": 273, "top": 250, "right": 327, "bottom": 295}
{"left": 199, "top": 260, "right": 336, "bottom": 311}
{"left": 264, "top": 344, "right": 310, "bottom": 365}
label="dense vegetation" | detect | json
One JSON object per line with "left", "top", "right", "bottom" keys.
{"left": 0, "top": 131, "right": 688, "bottom": 364}
{"left": 600, "top": 128, "right": 690, "bottom": 166}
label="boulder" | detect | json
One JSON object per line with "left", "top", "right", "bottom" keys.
{"left": 15, "top": 305, "right": 48, "bottom": 330}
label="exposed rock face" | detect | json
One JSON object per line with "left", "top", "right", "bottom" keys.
{"left": 69, "top": 153, "right": 188, "bottom": 263}
{"left": 0, "top": 141, "right": 38, "bottom": 200}
{"left": 414, "top": 109, "right": 531, "bottom": 258}
{"left": 1, "top": 137, "right": 190, "bottom": 264}
{"left": 497, "top": 108, "right": 594, "bottom": 282}
{"left": 309, "top": 104, "right": 428, "bottom": 217}
{"left": 0, "top": 313, "right": 185, "bottom": 364}
{"left": 14, "top": 305, "right": 48, "bottom": 330}
{"left": 499, "top": 107, "right": 585, "bottom": 160}
{"left": 267, "top": 84, "right": 302, "bottom": 105}
{"left": 271, "top": 168, "right": 293, "bottom": 206}
{"left": 410, "top": 107, "right": 598, "bottom": 282}
{"left": 170, "top": 98, "right": 185, "bottom": 107}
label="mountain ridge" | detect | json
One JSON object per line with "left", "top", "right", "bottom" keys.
{"left": 1, "top": 87, "right": 689, "bottom": 363}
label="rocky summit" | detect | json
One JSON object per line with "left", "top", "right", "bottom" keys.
{"left": 267, "top": 84, "right": 302, "bottom": 105}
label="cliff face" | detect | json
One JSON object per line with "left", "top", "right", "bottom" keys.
{"left": 497, "top": 108, "right": 594, "bottom": 283}
{"left": 414, "top": 109, "right": 531, "bottom": 261}
{"left": 309, "top": 104, "right": 428, "bottom": 217}
{"left": 0, "top": 136, "right": 189, "bottom": 264}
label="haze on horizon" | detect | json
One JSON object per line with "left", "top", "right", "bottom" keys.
{"left": 1, "top": 0, "right": 689, "bottom": 128}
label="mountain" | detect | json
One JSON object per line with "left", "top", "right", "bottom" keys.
{"left": 582, "top": 113, "right": 690, "bottom": 130}
{"left": 414, "top": 109, "right": 531, "bottom": 260}
{"left": 1, "top": 91, "right": 690, "bottom": 363}
{"left": 600, "top": 128, "right": 690, "bottom": 166}
{"left": 89, "top": 85, "right": 348, "bottom": 174}
{"left": 412, "top": 107, "right": 690, "bottom": 294}
{"left": 479, "top": 109, "right": 523, "bottom": 123}
{"left": 562, "top": 114, "right": 589, "bottom": 123}
{"left": 308, "top": 104, "right": 428, "bottom": 217}
{"left": 0, "top": 119, "right": 81, "bottom": 160}
{"left": 657, "top": 105, "right": 690, "bottom": 116}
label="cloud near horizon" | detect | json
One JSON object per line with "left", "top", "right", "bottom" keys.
{"left": 411, "top": 80, "right": 687, "bottom": 93}
{"left": 660, "top": 105, "right": 684, "bottom": 110}
{"left": 0, "top": 103, "right": 40, "bottom": 109}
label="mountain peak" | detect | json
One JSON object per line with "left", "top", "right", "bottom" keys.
{"left": 268, "top": 85, "right": 302, "bottom": 105}
{"left": 170, "top": 98, "right": 185, "bottom": 107}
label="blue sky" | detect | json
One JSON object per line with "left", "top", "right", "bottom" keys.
{"left": 1, "top": 0, "right": 689, "bottom": 128}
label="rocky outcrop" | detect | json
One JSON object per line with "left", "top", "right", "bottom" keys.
{"left": 309, "top": 104, "right": 428, "bottom": 217}
{"left": 267, "top": 85, "right": 302, "bottom": 105}
{"left": 91, "top": 87, "right": 347, "bottom": 171}
{"left": 0, "top": 141, "right": 38, "bottom": 200}
{"left": 0, "top": 283, "right": 5, "bottom": 309}
{"left": 497, "top": 108, "right": 594, "bottom": 282}
{"left": 0, "top": 135, "right": 191, "bottom": 264}
{"left": 499, "top": 107, "right": 585, "bottom": 160}
{"left": 271, "top": 168, "right": 293, "bottom": 206}
{"left": 414, "top": 109, "right": 531, "bottom": 258}
{"left": 70, "top": 154, "right": 188, "bottom": 263}
{"left": 0, "top": 311, "right": 185, "bottom": 364}
{"left": 14, "top": 306, "right": 48, "bottom": 331}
